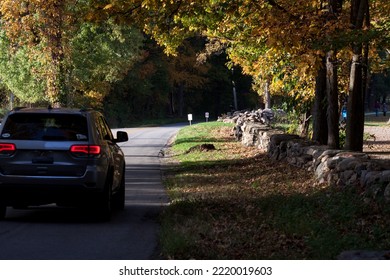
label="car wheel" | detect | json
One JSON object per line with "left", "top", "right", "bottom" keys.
{"left": 112, "top": 170, "right": 125, "bottom": 210}
{"left": 94, "top": 178, "right": 112, "bottom": 221}
{"left": 0, "top": 203, "right": 6, "bottom": 220}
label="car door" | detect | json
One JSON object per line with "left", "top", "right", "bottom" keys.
{"left": 96, "top": 115, "right": 124, "bottom": 191}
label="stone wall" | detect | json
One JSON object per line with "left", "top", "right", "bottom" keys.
{"left": 267, "top": 134, "right": 390, "bottom": 202}
{"left": 219, "top": 111, "right": 390, "bottom": 202}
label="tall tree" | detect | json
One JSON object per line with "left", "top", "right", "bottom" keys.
{"left": 345, "top": 0, "right": 369, "bottom": 151}
{"left": 0, "top": 29, "right": 46, "bottom": 103}
{"left": 325, "top": 0, "right": 344, "bottom": 149}
{"left": 312, "top": 56, "right": 328, "bottom": 145}
{"left": 0, "top": 0, "right": 73, "bottom": 103}
{"left": 68, "top": 20, "right": 144, "bottom": 108}
{"left": 0, "top": 0, "right": 144, "bottom": 107}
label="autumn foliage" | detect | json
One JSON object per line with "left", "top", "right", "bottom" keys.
{"left": 1, "top": 1, "right": 390, "bottom": 150}
{"left": 89, "top": 0, "right": 390, "bottom": 150}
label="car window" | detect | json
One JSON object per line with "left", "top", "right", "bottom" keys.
{"left": 96, "top": 116, "right": 113, "bottom": 141}
{"left": 0, "top": 113, "right": 88, "bottom": 141}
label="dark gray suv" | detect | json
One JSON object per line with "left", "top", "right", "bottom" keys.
{"left": 0, "top": 107, "right": 128, "bottom": 220}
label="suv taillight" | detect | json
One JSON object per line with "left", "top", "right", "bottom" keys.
{"left": 0, "top": 143, "right": 16, "bottom": 155}
{"left": 70, "top": 145, "right": 101, "bottom": 156}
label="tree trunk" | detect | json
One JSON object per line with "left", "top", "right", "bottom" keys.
{"left": 170, "top": 90, "right": 176, "bottom": 115}
{"left": 312, "top": 56, "right": 328, "bottom": 145}
{"left": 326, "top": 50, "right": 339, "bottom": 149}
{"left": 324, "top": 0, "right": 343, "bottom": 149}
{"left": 299, "top": 109, "right": 312, "bottom": 138}
{"left": 345, "top": 51, "right": 365, "bottom": 151}
{"left": 264, "top": 78, "right": 271, "bottom": 109}
{"left": 178, "top": 82, "right": 185, "bottom": 117}
{"left": 345, "top": 0, "right": 369, "bottom": 151}
{"left": 46, "top": 1, "right": 66, "bottom": 106}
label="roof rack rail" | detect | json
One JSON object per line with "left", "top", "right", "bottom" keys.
{"left": 13, "top": 107, "right": 27, "bottom": 111}
{"left": 79, "top": 108, "right": 93, "bottom": 112}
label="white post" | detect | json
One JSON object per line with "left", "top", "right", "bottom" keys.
{"left": 188, "top": 114, "right": 193, "bottom": 125}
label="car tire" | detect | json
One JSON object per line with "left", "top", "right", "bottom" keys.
{"left": 0, "top": 203, "right": 6, "bottom": 220}
{"left": 94, "top": 177, "right": 112, "bottom": 222}
{"left": 112, "top": 170, "right": 125, "bottom": 210}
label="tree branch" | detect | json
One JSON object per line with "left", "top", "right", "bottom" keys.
{"left": 264, "top": 0, "right": 300, "bottom": 20}
{"left": 266, "top": 0, "right": 289, "bottom": 14}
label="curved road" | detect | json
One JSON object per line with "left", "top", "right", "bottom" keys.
{"left": 0, "top": 124, "right": 184, "bottom": 260}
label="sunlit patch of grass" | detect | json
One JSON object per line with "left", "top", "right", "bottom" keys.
{"left": 169, "top": 122, "right": 254, "bottom": 164}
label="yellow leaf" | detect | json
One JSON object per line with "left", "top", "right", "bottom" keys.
{"left": 103, "top": 4, "right": 113, "bottom": 10}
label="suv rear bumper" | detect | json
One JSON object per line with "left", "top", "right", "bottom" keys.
{"left": 0, "top": 168, "right": 107, "bottom": 206}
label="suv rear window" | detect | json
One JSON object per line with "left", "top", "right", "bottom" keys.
{"left": 1, "top": 113, "right": 88, "bottom": 141}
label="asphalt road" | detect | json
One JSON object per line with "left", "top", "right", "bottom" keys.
{"left": 0, "top": 124, "right": 184, "bottom": 260}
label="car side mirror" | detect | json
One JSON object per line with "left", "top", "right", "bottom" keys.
{"left": 115, "top": 131, "right": 128, "bottom": 143}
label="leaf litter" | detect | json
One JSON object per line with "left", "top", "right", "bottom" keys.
{"left": 160, "top": 123, "right": 390, "bottom": 259}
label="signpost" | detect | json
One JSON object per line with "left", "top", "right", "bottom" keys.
{"left": 188, "top": 114, "right": 193, "bottom": 126}
{"left": 205, "top": 112, "right": 209, "bottom": 122}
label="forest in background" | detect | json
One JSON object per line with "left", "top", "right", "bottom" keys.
{"left": 0, "top": 1, "right": 259, "bottom": 127}
{"left": 0, "top": 1, "right": 389, "bottom": 150}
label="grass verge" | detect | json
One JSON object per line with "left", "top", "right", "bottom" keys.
{"left": 364, "top": 114, "right": 390, "bottom": 126}
{"left": 160, "top": 122, "right": 390, "bottom": 259}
